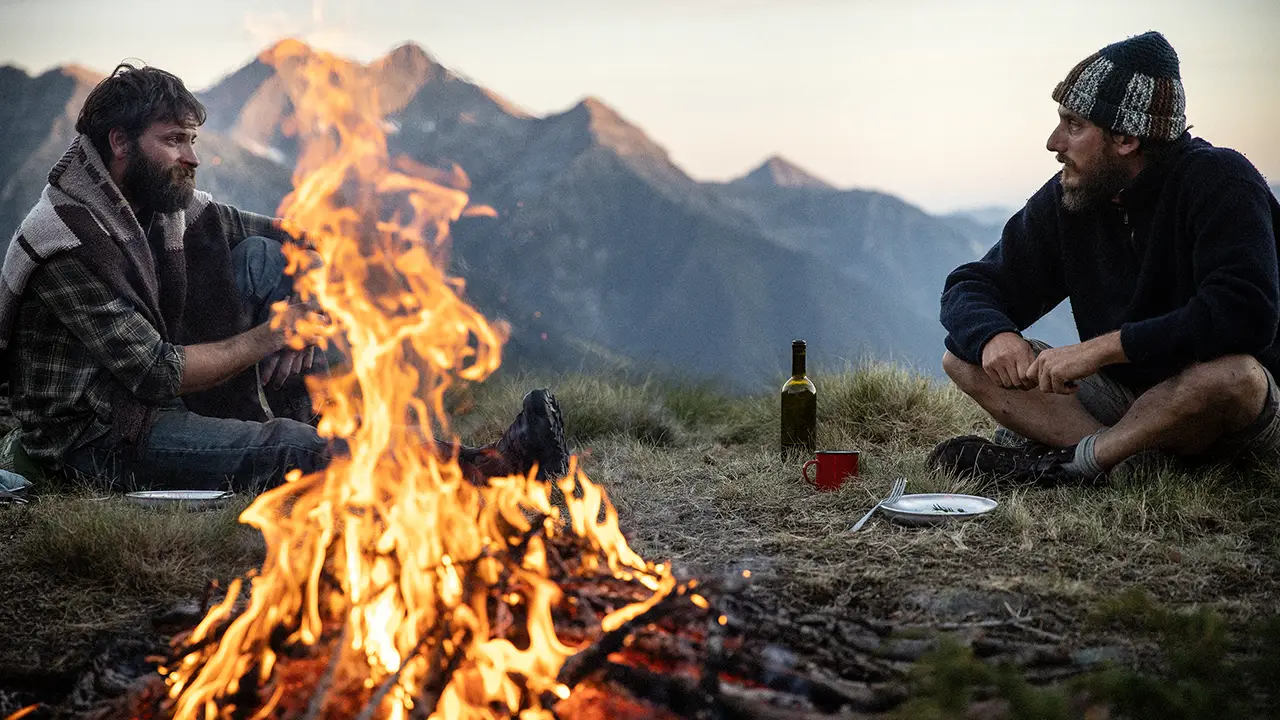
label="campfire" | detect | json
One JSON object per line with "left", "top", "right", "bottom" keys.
{"left": 138, "top": 40, "right": 688, "bottom": 718}
{"left": 69, "top": 41, "right": 918, "bottom": 720}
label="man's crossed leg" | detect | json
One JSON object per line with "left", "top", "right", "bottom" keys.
{"left": 931, "top": 339, "right": 1280, "bottom": 484}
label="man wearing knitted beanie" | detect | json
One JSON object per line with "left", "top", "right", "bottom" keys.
{"left": 930, "top": 31, "right": 1280, "bottom": 485}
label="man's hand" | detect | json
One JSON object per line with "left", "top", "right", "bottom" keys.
{"left": 262, "top": 295, "right": 327, "bottom": 389}
{"left": 981, "top": 332, "right": 1037, "bottom": 390}
{"left": 1024, "top": 331, "right": 1127, "bottom": 395}
{"left": 260, "top": 346, "right": 316, "bottom": 389}
{"left": 179, "top": 297, "right": 328, "bottom": 396}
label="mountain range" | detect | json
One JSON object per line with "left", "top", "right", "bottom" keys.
{"left": 13, "top": 41, "right": 1216, "bottom": 388}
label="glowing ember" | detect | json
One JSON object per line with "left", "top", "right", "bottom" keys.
{"left": 161, "top": 39, "right": 673, "bottom": 718}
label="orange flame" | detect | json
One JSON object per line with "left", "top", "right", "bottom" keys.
{"left": 162, "top": 39, "right": 672, "bottom": 718}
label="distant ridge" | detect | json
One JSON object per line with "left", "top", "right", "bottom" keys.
{"left": 943, "top": 205, "right": 1017, "bottom": 228}
{"left": 734, "top": 155, "right": 835, "bottom": 190}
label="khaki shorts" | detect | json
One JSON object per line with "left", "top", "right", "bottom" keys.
{"left": 1027, "top": 339, "right": 1280, "bottom": 462}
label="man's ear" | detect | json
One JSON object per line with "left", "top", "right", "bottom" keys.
{"left": 107, "top": 127, "right": 132, "bottom": 162}
{"left": 1112, "top": 132, "right": 1142, "bottom": 157}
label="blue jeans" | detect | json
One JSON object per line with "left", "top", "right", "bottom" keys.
{"left": 64, "top": 236, "right": 329, "bottom": 491}
{"left": 65, "top": 404, "right": 330, "bottom": 491}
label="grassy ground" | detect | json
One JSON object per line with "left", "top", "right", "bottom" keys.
{"left": 2, "top": 363, "right": 1278, "bottom": 717}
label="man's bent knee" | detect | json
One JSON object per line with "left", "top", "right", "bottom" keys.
{"left": 1170, "top": 355, "right": 1269, "bottom": 427}
{"left": 943, "top": 350, "right": 988, "bottom": 393}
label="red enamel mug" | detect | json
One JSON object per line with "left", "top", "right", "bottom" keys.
{"left": 802, "top": 450, "right": 860, "bottom": 491}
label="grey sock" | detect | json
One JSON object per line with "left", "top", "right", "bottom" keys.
{"left": 1061, "top": 431, "right": 1105, "bottom": 478}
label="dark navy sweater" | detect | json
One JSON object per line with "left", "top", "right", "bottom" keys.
{"left": 941, "top": 133, "right": 1280, "bottom": 392}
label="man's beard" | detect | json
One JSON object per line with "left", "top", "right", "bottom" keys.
{"left": 122, "top": 149, "right": 195, "bottom": 214}
{"left": 1059, "top": 150, "right": 1128, "bottom": 213}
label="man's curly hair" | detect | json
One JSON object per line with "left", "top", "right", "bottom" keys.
{"left": 75, "top": 62, "right": 206, "bottom": 162}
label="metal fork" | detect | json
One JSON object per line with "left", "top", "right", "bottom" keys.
{"left": 0, "top": 489, "right": 28, "bottom": 505}
{"left": 849, "top": 477, "right": 906, "bottom": 533}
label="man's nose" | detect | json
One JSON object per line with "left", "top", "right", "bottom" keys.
{"left": 1046, "top": 126, "right": 1064, "bottom": 154}
{"left": 181, "top": 144, "right": 200, "bottom": 168}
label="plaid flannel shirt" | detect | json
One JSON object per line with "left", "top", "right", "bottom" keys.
{"left": 9, "top": 253, "right": 186, "bottom": 461}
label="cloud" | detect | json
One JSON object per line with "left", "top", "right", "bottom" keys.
{"left": 241, "top": 0, "right": 374, "bottom": 60}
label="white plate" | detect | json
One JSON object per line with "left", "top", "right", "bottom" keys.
{"left": 879, "top": 493, "right": 998, "bottom": 526}
{"left": 124, "top": 490, "right": 234, "bottom": 509}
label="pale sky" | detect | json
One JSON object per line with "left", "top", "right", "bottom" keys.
{"left": 1, "top": 0, "right": 1276, "bottom": 214}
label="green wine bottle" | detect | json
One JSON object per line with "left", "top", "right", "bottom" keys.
{"left": 781, "top": 339, "right": 817, "bottom": 460}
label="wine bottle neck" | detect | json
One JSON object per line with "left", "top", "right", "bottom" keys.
{"left": 791, "top": 350, "right": 806, "bottom": 377}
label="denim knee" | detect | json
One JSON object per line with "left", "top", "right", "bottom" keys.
{"left": 231, "top": 236, "right": 290, "bottom": 324}
{"left": 259, "top": 417, "right": 331, "bottom": 476}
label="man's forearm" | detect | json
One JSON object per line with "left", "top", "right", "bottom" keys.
{"left": 1085, "top": 330, "right": 1129, "bottom": 366}
{"left": 178, "top": 322, "right": 281, "bottom": 395}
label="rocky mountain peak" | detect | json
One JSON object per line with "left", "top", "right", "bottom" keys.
{"left": 374, "top": 41, "right": 450, "bottom": 84}
{"left": 568, "top": 97, "right": 671, "bottom": 161}
{"left": 735, "top": 155, "right": 834, "bottom": 190}
{"left": 383, "top": 41, "right": 436, "bottom": 67}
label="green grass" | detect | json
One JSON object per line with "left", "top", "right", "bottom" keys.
{"left": 2, "top": 360, "right": 1278, "bottom": 716}
{"left": 891, "top": 589, "right": 1280, "bottom": 719}
{"left": 451, "top": 372, "right": 691, "bottom": 447}
{"left": 14, "top": 495, "right": 261, "bottom": 595}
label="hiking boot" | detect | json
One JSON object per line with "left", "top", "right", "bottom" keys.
{"left": 463, "top": 388, "right": 570, "bottom": 482}
{"left": 927, "top": 434, "right": 1080, "bottom": 486}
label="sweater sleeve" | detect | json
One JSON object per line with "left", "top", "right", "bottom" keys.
{"left": 940, "top": 182, "right": 1068, "bottom": 364}
{"left": 1120, "top": 177, "right": 1280, "bottom": 366}
{"left": 214, "top": 203, "right": 310, "bottom": 251}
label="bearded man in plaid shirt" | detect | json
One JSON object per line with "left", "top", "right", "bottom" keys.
{"left": 0, "top": 63, "right": 568, "bottom": 491}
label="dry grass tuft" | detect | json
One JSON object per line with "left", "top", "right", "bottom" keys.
{"left": 0, "top": 493, "right": 264, "bottom": 688}
{"left": 728, "top": 362, "right": 994, "bottom": 450}
{"left": 13, "top": 495, "right": 262, "bottom": 595}
{"left": 452, "top": 373, "right": 688, "bottom": 447}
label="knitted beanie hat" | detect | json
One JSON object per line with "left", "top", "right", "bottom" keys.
{"left": 1052, "top": 31, "right": 1187, "bottom": 141}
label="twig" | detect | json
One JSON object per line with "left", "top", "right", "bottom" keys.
{"left": 542, "top": 537, "right": 574, "bottom": 579}
{"left": 717, "top": 682, "right": 906, "bottom": 720}
{"left": 302, "top": 622, "right": 350, "bottom": 720}
{"left": 417, "top": 554, "right": 486, "bottom": 719}
{"left": 407, "top": 620, "right": 449, "bottom": 720}
{"left": 699, "top": 603, "right": 725, "bottom": 718}
{"left": 354, "top": 634, "right": 432, "bottom": 720}
{"left": 1011, "top": 621, "right": 1066, "bottom": 643}
{"left": 600, "top": 662, "right": 715, "bottom": 717}
{"left": 907, "top": 618, "right": 1020, "bottom": 632}
{"left": 1004, "top": 600, "right": 1066, "bottom": 643}
{"left": 722, "top": 649, "right": 905, "bottom": 714}
{"left": 556, "top": 592, "right": 682, "bottom": 689}
{"left": 200, "top": 578, "right": 219, "bottom": 614}
{"left": 418, "top": 627, "right": 473, "bottom": 719}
